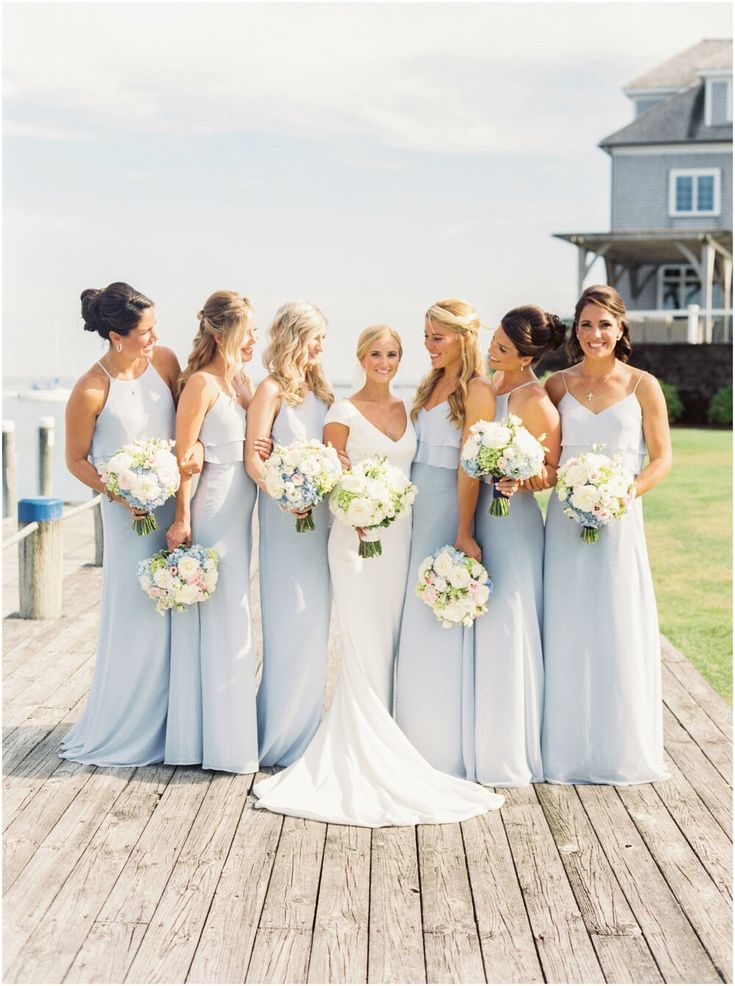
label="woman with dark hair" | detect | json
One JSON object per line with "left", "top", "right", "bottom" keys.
{"left": 542, "top": 284, "right": 671, "bottom": 784}
{"left": 62, "top": 281, "right": 181, "bottom": 765}
{"left": 470, "top": 305, "right": 563, "bottom": 786}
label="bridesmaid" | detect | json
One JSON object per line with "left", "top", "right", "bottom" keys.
{"left": 245, "top": 302, "right": 334, "bottom": 767}
{"left": 395, "top": 298, "right": 493, "bottom": 778}
{"left": 62, "top": 282, "right": 180, "bottom": 765}
{"left": 165, "top": 292, "right": 260, "bottom": 773}
{"left": 542, "top": 284, "right": 671, "bottom": 784}
{"left": 472, "top": 306, "right": 563, "bottom": 786}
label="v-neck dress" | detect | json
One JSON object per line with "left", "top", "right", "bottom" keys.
{"left": 541, "top": 376, "right": 668, "bottom": 784}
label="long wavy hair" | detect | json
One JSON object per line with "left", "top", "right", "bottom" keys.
{"left": 262, "top": 301, "right": 334, "bottom": 407}
{"left": 179, "top": 291, "right": 255, "bottom": 393}
{"left": 411, "top": 298, "right": 485, "bottom": 428}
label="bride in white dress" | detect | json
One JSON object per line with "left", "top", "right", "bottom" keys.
{"left": 253, "top": 325, "right": 503, "bottom": 826}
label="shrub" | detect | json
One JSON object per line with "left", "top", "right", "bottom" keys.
{"left": 708, "top": 385, "right": 733, "bottom": 426}
{"left": 659, "top": 380, "right": 684, "bottom": 424}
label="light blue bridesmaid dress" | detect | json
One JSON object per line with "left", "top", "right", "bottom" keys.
{"left": 60, "top": 360, "right": 175, "bottom": 766}
{"left": 472, "top": 384, "right": 544, "bottom": 786}
{"left": 257, "top": 390, "right": 331, "bottom": 767}
{"left": 165, "top": 391, "right": 259, "bottom": 773}
{"left": 542, "top": 372, "right": 668, "bottom": 784}
{"left": 394, "top": 402, "right": 474, "bottom": 779}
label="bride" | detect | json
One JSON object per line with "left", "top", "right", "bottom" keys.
{"left": 253, "top": 325, "right": 503, "bottom": 826}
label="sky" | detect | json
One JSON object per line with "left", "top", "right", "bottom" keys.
{"left": 3, "top": 1, "right": 731, "bottom": 386}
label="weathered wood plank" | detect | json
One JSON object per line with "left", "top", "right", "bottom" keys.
{"left": 652, "top": 762, "right": 732, "bottom": 899}
{"left": 3, "top": 765, "right": 136, "bottom": 974}
{"left": 662, "top": 665, "right": 731, "bottom": 781}
{"left": 576, "top": 784, "right": 721, "bottom": 983}
{"left": 618, "top": 783, "right": 732, "bottom": 981}
{"left": 246, "top": 813, "right": 327, "bottom": 984}
{"left": 4, "top": 766, "right": 172, "bottom": 984}
{"left": 662, "top": 637, "right": 732, "bottom": 739}
{"left": 535, "top": 783, "right": 662, "bottom": 983}
{"left": 461, "top": 808, "right": 543, "bottom": 984}
{"left": 187, "top": 783, "right": 283, "bottom": 984}
{"left": 4, "top": 756, "right": 97, "bottom": 889}
{"left": 663, "top": 706, "right": 732, "bottom": 838}
{"left": 417, "top": 822, "right": 485, "bottom": 984}
{"left": 307, "top": 824, "right": 370, "bottom": 984}
{"left": 3, "top": 693, "right": 88, "bottom": 826}
{"left": 501, "top": 787, "right": 604, "bottom": 984}
{"left": 368, "top": 825, "right": 425, "bottom": 984}
{"left": 125, "top": 772, "right": 250, "bottom": 984}
{"left": 66, "top": 768, "right": 212, "bottom": 984}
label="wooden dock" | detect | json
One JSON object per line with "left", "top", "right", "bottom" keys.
{"left": 3, "top": 511, "right": 732, "bottom": 984}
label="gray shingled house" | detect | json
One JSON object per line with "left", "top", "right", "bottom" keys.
{"left": 555, "top": 39, "right": 732, "bottom": 343}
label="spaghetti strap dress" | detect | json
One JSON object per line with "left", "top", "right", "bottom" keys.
{"left": 472, "top": 384, "right": 544, "bottom": 786}
{"left": 542, "top": 372, "right": 668, "bottom": 785}
{"left": 60, "top": 361, "right": 175, "bottom": 766}
{"left": 394, "top": 402, "right": 475, "bottom": 778}
{"left": 256, "top": 390, "right": 331, "bottom": 767}
{"left": 165, "top": 392, "right": 259, "bottom": 773}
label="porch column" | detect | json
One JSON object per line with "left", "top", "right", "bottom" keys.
{"left": 577, "top": 245, "right": 588, "bottom": 296}
{"left": 721, "top": 255, "right": 732, "bottom": 343}
{"left": 701, "top": 241, "right": 715, "bottom": 342}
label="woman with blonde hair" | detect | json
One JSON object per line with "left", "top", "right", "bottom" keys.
{"left": 165, "top": 291, "right": 260, "bottom": 773}
{"left": 254, "top": 325, "right": 502, "bottom": 825}
{"left": 395, "top": 298, "right": 494, "bottom": 778}
{"left": 245, "top": 301, "right": 334, "bottom": 767}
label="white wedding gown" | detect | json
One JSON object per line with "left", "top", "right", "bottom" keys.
{"left": 253, "top": 399, "right": 504, "bottom": 826}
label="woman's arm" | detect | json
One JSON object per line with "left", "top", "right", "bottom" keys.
{"left": 514, "top": 392, "right": 561, "bottom": 492}
{"left": 152, "top": 345, "right": 182, "bottom": 405}
{"left": 167, "top": 374, "right": 213, "bottom": 549}
{"left": 244, "top": 377, "right": 281, "bottom": 489}
{"left": 635, "top": 374, "right": 672, "bottom": 496}
{"left": 455, "top": 379, "right": 495, "bottom": 562}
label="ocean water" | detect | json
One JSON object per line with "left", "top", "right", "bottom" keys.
{"left": 2, "top": 377, "right": 418, "bottom": 506}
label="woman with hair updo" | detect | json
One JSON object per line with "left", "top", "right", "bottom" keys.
{"left": 164, "top": 291, "right": 261, "bottom": 773}
{"left": 542, "top": 284, "right": 671, "bottom": 784}
{"left": 245, "top": 302, "right": 334, "bottom": 768}
{"left": 62, "top": 281, "right": 181, "bottom": 765}
{"left": 471, "top": 305, "right": 563, "bottom": 786}
{"left": 254, "top": 325, "right": 501, "bottom": 825}
{"left": 395, "top": 298, "right": 495, "bottom": 778}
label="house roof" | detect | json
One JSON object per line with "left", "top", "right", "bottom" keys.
{"left": 553, "top": 229, "right": 733, "bottom": 265}
{"left": 625, "top": 39, "right": 732, "bottom": 91}
{"left": 600, "top": 83, "right": 732, "bottom": 150}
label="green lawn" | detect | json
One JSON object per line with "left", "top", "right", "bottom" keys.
{"left": 537, "top": 429, "right": 732, "bottom": 701}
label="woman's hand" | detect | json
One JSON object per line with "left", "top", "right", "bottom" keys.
{"left": 254, "top": 436, "right": 273, "bottom": 462}
{"left": 179, "top": 443, "right": 204, "bottom": 477}
{"left": 336, "top": 448, "right": 351, "bottom": 471}
{"left": 495, "top": 477, "right": 520, "bottom": 497}
{"left": 167, "top": 517, "right": 192, "bottom": 550}
{"left": 455, "top": 531, "right": 482, "bottom": 562}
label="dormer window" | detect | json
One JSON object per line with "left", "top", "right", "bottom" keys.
{"left": 703, "top": 73, "right": 733, "bottom": 126}
{"left": 668, "top": 168, "right": 721, "bottom": 217}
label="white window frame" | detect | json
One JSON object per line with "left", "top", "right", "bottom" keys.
{"left": 703, "top": 74, "right": 733, "bottom": 126}
{"left": 668, "top": 168, "right": 721, "bottom": 217}
{"left": 657, "top": 265, "right": 701, "bottom": 310}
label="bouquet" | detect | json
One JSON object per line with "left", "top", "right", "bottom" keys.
{"left": 137, "top": 544, "right": 219, "bottom": 614}
{"left": 329, "top": 454, "right": 417, "bottom": 558}
{"left": 98, "top": 438, "right": 180, "bottom": 535}
{"left": 262, "top": 439, "right": 342, "bottom": 533}
{"left": 555, "top": 450, "right": 636, "bottom": 544}
{"left": 460, "top": 414, "right": 546, "bottom": 517}
{"left": 415, "top": 545, "right": 492, "bottom": 629}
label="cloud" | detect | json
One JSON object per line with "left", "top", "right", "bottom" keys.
{"left": 4, "top": 3, "right": 730, "bottom": 154}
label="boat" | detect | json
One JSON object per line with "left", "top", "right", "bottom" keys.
{"left": 20, "top": 378, "right": 71, "bottom": 402}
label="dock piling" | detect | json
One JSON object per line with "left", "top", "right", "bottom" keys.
{"left": 38, "top": 416, "right": 55, "bottom": 496}
{"left": 3, "top": 420, "right": 17, "bottom": 519}
{"left": 18, "top": 497, "right": 64, "bottom": 619}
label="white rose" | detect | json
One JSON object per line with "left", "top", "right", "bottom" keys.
{"left": 340, "top": 475, "right": 364, "bottom": 494}
{"left": 106, "top": 451, "right": 134, "bottom": 474}
{"left": 482, "top": 424, "right": 511, "bottom": 449}
{"left": 433, "top": 576, "right": 448, "bottom": 592}
{"left": 563, "top": 461, "right": 589, "bottom": 487}
{"left": 131, "top": 474, "right": 161, "bottom": 503}
{"left": 153, "top": 568, "right": 175, "bottom": 589}
{"left": 347, "top": 498, "right": 376, "bottom": 527}
{"left": 571, "top": 485, "right": 599, "bottom": 514}
{"left": 300, "top": 457, "right": 320, "bottom": 478}
{"left": 434, "top": 550, "right": 454, "bottom": 577}
{"left": 177, "top": 555, "right": 200, "bottom": 579}
{"left": 176, "top": 583, "right": 201, "bottom": 606}
{"left": 474, "top": 583, "right": 490, "bottom": 605}
{"left": 448, "top": 565, "right": 471, "bottom": 589}
{"left": 204, "top": 571, "right": 218, "bottom": 592}
{"left": 442, "top": 601, "right": 465, "bottom": 624}
{"left": 264, "top": 473, "right": 285, "bottom": 499}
